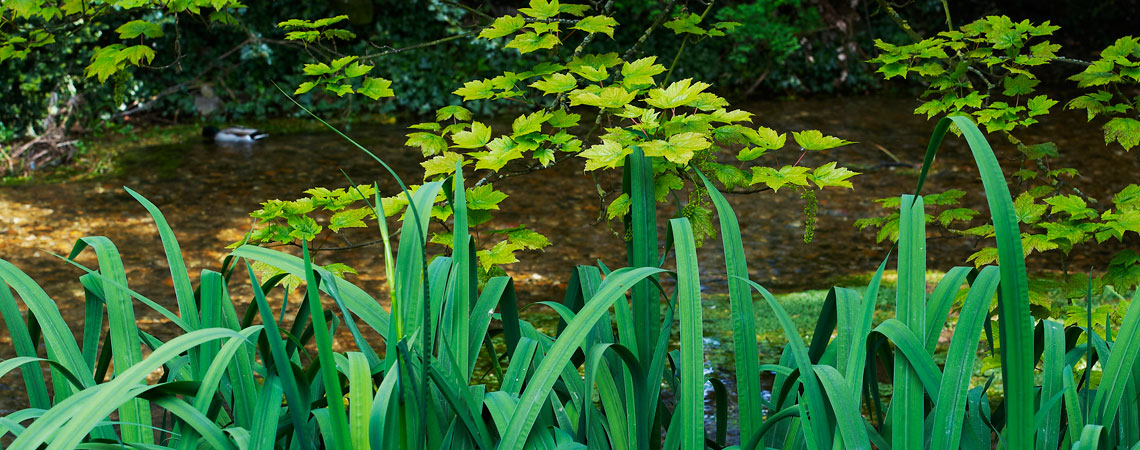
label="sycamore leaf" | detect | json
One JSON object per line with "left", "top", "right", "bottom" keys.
{"left": 303, "top": 62, "right": 334, "bottom": 76}
{"left": 655, "top": 173, "right": 684, "bottom": 201}
{"left": 454, "top": 79, "right": 495, "bottom": 100}
{"left": 1026, "top": 95, "right": 1057, "bottom": 116}
{"left": 809, "top": 162, "right": 859, "bottom": 189}
{"left": 621, "top": 56, "right": 665, "bottom": 88}
{"left": 86, "top": 46, "right": 126, "bottom": 81}
{"left": 1014, "top": 192, "right": 1048, "bottom": 224}
{"left": 407, "top": 132, "right": 448, "bottom": 157}
{"left": 751, "top": 165, "right": 811, "bottom": 192}
{"left": 118, "top": 45, "right": 156, "bottom": 65}
{"left": 479, "top": 15, "right": 526, "bottom": 39}
{"left": 506, "top": 32, "right": 560, "bottom": 54}
{"left": 519, "top": 0, "right": 561, "bottom": 19}
{"left": 580, "top": 139, "right": 629, "bottom": 170}
{"left": 751, "top": 126, "right": 787, "bottom": 149}
{"left": 573, "top": 15, "right": 618, "bottom": 38}
{"left": 116, "top": 20, "right": 164, "bottom": 39}
{"left": 967, "top": 247, "right": 999, "bottom": 266}
{"left": 329, "top": 208, "right": 371, "bottom": 232}
{"left": 287, "top": 216, "right": 323, "bottom": 241}
{"left": 711, "top": 163, "right": 748, "bottom": 188}
{"left": 607, "top": 193, "right": 631, "bottom": 220}
{"left": 467, "top": 184, "right": 509, "bottom": 210}
{"left": 437, "top": 105, "right": 473, "bottom": 122}
{"left": 358, "top": 77, "right": 394, "bottom": 99}
{"left": 344, "top": 61, "right": 373, "bottom": 78}
{"left": 452, "top": 122, "right": 492, "bottom": 149}
{"left": 1045, "top": 194, "right": 1096, "bottom": 219}
{"left": 1104, "top": 117, "right": 1140, "bottom": 150}
{"left": 477, "top": 240, "right": 523, "bottom": 270}
{"left": 663, "top": 13, "right": 704, "bottom": 35}
{"left": 792, "top": 130, "right": 854, "bottom": 150}
{"left": 472, "top": 137, "right": 524, "bottom": 171}
{"left": 534, "top": 148, "right": 555, "bottom": 166}
{"left": 512, "top": 110, "right": 551, "bottom": 135}
{"left": 568, "top": 86, "right": 635, "bottom": 109}
{"left": 506, "top": 227, "right": 552, "bottom": 250}
{"left": 294, "top": 81, "right": 318, "bottom": 95}
{"left": 645, "top": 78, "right": 710, "bottom": 109}
{"left": 1002, "top": 74, "right": 1039, "bottom": 96}
{"left": 548, "top": 110, "right": 581, "bottom": 128}
{"left": 529, "top": 72, "right": 577, "bottom": 94}
{"left": 640, "top": 132, "right": 710, "bottom": 165}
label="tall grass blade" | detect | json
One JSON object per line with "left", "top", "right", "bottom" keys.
{"left": 921, "top": 115, "right": 1035, "bottom": 448}
{"left": 1091, "top": 288, "right": 1140, "bottom": 429}
{"left": 0, "top": 282, "right": 50, "bottom": 409}
{"left": 300, "top": 241, "right": 352, "bottom": 449}
{"left": 67, "top": 236, "right": 152, "bottom": 444}
{"left": 670, "top": 218, "right": 705, "bottom": 449}
{"left": 1037, "top": 319, "right": 1065, "bottom": 450}
{"left": 697, "top": 169, "right": 764, "bottom": 440}
{"left": 893, "top": 193, "right": 926, "bottom": 450}
{"left": 624, "top": 147, "right": 659, "bottom": 363}
{"left": 744, "top": 279, "right": 831, "bottom": 450}
{"left": 498, "top": 267, "right": 664, "bottom": 450}
{"left": 446, "top": 165, "right": 474, "bottom": 377}
{"left": 929, "top": 266, "right": 1001, "bottom": 450}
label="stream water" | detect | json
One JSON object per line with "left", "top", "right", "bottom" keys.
{"left": 1, "top": 95, "right": 1135, "bottom": 442}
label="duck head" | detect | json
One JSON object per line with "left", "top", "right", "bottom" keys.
{"left": 202, "top": 126, "right": 220, "bottom": 139}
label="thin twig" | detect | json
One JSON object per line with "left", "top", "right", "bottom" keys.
{"left": 663, "top": 0, "right": 715, "bottom": 85}
{"left": 623, "top": 0, "right": 679, "bottom": 60}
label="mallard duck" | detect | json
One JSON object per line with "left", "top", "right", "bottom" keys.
{"left": 202, "top": 126, "right": 269, "bottom": 143}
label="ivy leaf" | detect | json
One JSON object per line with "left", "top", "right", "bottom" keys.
{"left": 751, "top": 166, "right": 811, "bottom": 192}
{"left": 573, "top": 15, "right": 618, "bottom": 38}
{"left": 640, "top": 132, "right": 710, "bottom": 165}
{"left": 809, "top": 162, "right": 859, "bottom": 189}
{"left": 1104, "top": 117, "right": 1140, "bottom": 150}
{"left": 406, "top": 132, "right": 448, "bottom": 157}
{"left": 452, "top": 122, "right": 492, "bottom": 149}
{"left": 479, "top": 15, "right": 526, "bottom": 39}
{"left": 477, "top": 240, "right": 523, "bottom": 270}
{"left": 437, "top": 105, "right": 473, "bottom": 122}
{"left": 467, "top": 184, "right": 509, "bottom": 210}
{"left": 518, "top": 0, "right": 561, "bottom": 19}
{"left": 607, "top": 193, "right": 631, "bottom": 220}
{"left": 580, "top": 139, "right": 629, "bottom": 171}
{"left": 512, "top": 110, "right": 551, "bottom": 136}
{"left": 792, "top": 130, "right": 854, "bottom": 150}
{"left": 358, "top": 77, "right": 394, "bottom": 99}
{"left": 454, "top": 79, "right": 495, "bottom": 101}
{"left": 329, "top": 208, "right": 371, "bottom": 232}
{"left": 529, "top": 72, "right": 577, "bottom": 94}
{"left": 645, "top": 78, "right": 710, "bottom": 109}
{"left": 116, "top": 20, "right": 164, "bottom": 39}
{"left": 621, "top": 56, "right": 666, "bottom": 88}
{"left": 506, "top": 32, "right": 560, "bottom": 54}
